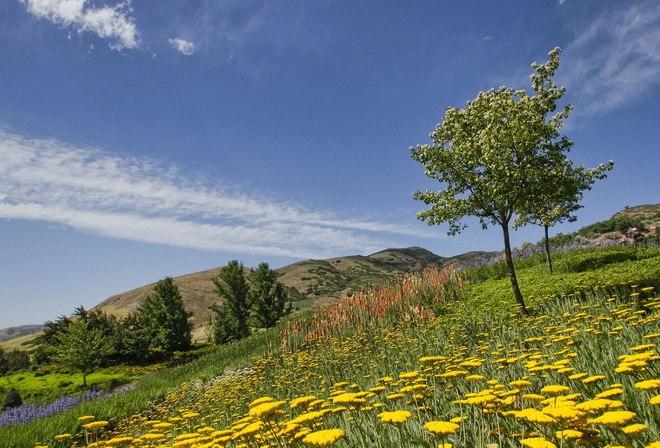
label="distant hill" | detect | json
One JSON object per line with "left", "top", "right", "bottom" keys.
{"left": 91, "top": 247, "right": 493, "bottom": 332}
{"left": 0, "top": 325, "right": 44, "bottom": 343}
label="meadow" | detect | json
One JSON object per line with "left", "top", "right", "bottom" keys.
{"left": 2, "top": 245, "right": 660, "bottom": 448}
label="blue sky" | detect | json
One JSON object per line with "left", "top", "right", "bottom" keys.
{"left": 1, "top": 1, "right": 659, "bottom": 329}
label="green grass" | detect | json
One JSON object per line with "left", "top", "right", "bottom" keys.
{"left": 0, "top": 368, "right": 139, "bottom": 404}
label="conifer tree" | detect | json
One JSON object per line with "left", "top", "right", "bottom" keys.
{"left": 211, "top": 260, "right": 251, "bottom": 343}
{"left": 249, "top": 262, "right": 292, "bottom": 329}
{"left": 139, "top": 277, "right": 192, "bottom": 361}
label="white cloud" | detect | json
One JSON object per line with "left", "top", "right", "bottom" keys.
{"left": 561, "top": 1, "right": 660, "bottom": 116}
{"left": 0, "top": 130, "right": 426, "bottom": 258}
{"left": 20, "top": 0, "right": 140, "bottom": 50}
{"left": 168, "top": 38, "right": 194, "bottom": 55}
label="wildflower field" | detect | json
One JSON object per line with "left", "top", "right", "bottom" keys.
{"left": 4, "top": 245, "right": 660, "bottom": 448}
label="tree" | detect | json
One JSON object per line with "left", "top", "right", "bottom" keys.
{"left": 139, "top": 277, "right": 193, "bottom": 362}
{"left": 249, "top": 262, "right": 292, "bottom": 329}
{"left": 0, "top": 349, "right": 8, "bottom": 376}
{"left": 211, "top": 260, "right": 251, "bottom": 344}
{"left": 410, "top": 47, "right": 612, "bottom": 316}
{"left": 516, "top": 155, "right": 612, "bottom": 274}
{"left": 114, "top": 313, "right": 151, "bottom": 363}
{"left": 5, "top": 349, "right": 30, "bottom": 373}
{"left": 29, "top": 314, "right": 72, "bottom": 365}
{"left": 50, "top": 319, "right": 113, "bottom": 387}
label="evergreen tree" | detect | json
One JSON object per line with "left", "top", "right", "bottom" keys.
{"left": 139, "top": 277, "right": 193, "bottom": 362}
{"left": 211, "top": 260, "right": 251, "bottom": 344}
{"left": 249, "top": 262, "right": 292, "bottom": 329}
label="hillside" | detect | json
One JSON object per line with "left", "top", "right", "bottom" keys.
{"left": 92, "top": 247, "right": 490, "bottom": 331}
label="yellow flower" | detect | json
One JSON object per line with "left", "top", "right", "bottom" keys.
{"left": 83, "top": 421, "right": 109, "bottom": 431}
{"left": 233, "top": 421, "right": 264, "bottom": 440}
{"left": 289, "top": 411, "right": 325, "bottom": 426}
{"left": 622, "top": 423, "right": 647, "bottom": 435}
{"left": 466, "top": 374, "right": 484, "bottom": 382}
{"left": 248, "top": 400, "right": 286, "bottom": 419}
{"left": 106, "top": 437, "right": 134, "bottom": 446}
{"left": 290, "top": 396, "right": 317, "bottom": 409}
{"left": 399, "top": 371, "right": 420, "bottom": 380}
{"left": 520, "top": 437, "right": 557, "bottom": 448}
{"left": 589, "top": 410, "right": 636, "bottom": 427}
{"left": 517, "top": 409, "right": 557, "bottom": 425}
{"left": 596, "top": 388, "right": 624, "bottom": 399}
{"left": 424, "top": 421, "right": 460, "bottom": 436}
{"left": 556, "top": 429, "right": 583, "bottom": 441}
{"left": 301, "top": 428, "right": 345, "bottom": 447}
{"left": 582, "top": 375, "right": 606, "bottom": 384}
{"left": 54, "top": 434, "right": 72, "bottom": 441}
{"left": 377, "top": 410, "right": 412, "bottom": 425}
{"left": 650, "top": 395, "right": 660, "bottom": 405}
{"left": 523, "top": 393, "right": 546, "bottom": 403}
{"left": 541, "top": 385, "right": 569, "bottom": 396}
{"left": 635, "top": 379, "right": 660, "bottom": 391}
{"left": 249, "top": 396, "right": 275, "bottom": 408}
{"left": 140, "top": 433, "right": 166, "bottom": 441}
{"left": 331, "top": 392, "right": 367, "bottom": 406}
{"left": 509, "top": 379, "right": 533, "bottom": 389}
{"left": 78, "top": 415, "right": 96, "bottom": 422}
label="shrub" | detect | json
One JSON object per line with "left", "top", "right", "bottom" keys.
{"left": 2, "top": 389, "right": 22, "bottom": 410}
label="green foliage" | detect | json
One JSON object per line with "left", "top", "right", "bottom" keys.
{"left": 211, "top": 260, "right": 251, "bottom": 344}
{"left": 249, "top": 262, "right": 292, "bottom": 329}
{"left": 50, "top": 319, "right": 114, "bottom": 387}
{"left": 579, "top": 215, "right": 646, "bottom": 236}
{"left": 138, "top": 277, "right": 193, "bottom": 360}
{"left": 410, "top": 48, "right": 603, "bottom": 314}
{"left": 2, "top": 388, "right": 22, "bottom": 410}
{"left": 0, "top": 349, "right": 7, "bottom": 376}
{"left": 29, "top": 314, "right": 72, "bottom": 365}
{"left": 4, "top": 349, "right": 30, "bottom": 374}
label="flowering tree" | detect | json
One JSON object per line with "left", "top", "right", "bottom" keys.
{"left": 410, "top": 47, "right": 612, "bottom": 315}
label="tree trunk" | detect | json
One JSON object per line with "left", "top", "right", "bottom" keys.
{"left": 501, "top": 222, "right": 528, "bottom": 316}
{"left": 544, "top": 225, "right": 553, "bottom": 275}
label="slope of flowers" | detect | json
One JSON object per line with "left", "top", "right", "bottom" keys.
{"left": 35, "top": 259, "right": 660, "bottom": 447}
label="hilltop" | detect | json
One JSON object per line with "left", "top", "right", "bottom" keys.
{"left": 91, "top": 247, "right": 494, "bottom": 334}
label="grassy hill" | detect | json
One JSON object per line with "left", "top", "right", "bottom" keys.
{"left": 91, "top": 246, "right": 496, "bottom": 336}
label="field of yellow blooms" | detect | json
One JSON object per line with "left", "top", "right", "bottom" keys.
{"left": 35, "top": 249, "right": 660, "bottom": 447}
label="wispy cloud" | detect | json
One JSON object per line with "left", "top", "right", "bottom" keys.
{"left": 0, "top": 130, "right": 426, "bottom": 258}
{"left": 19, "top": 0, "right": 140, "bottom": 50}
{"left": 169, "top": 38, "right": 194, "bottom": 55}
{"left": 561, "top": 1, "right": 660, "bottom": 116}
